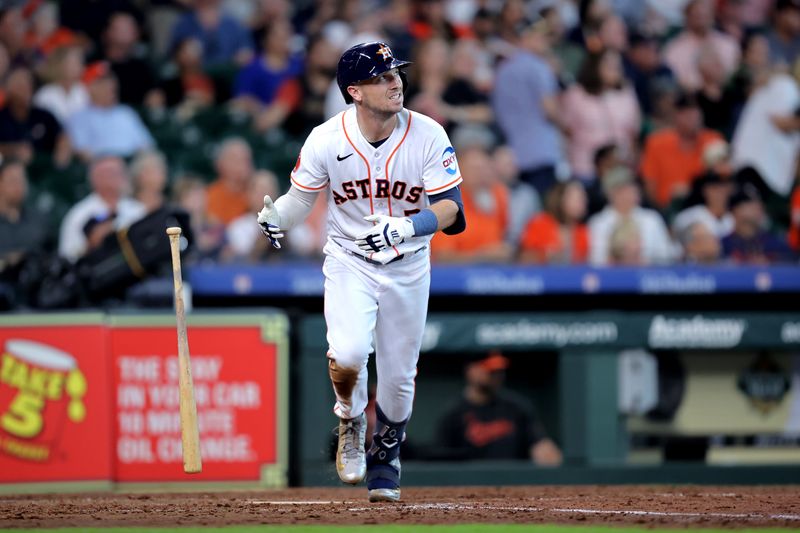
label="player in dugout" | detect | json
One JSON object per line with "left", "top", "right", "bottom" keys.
{"left": 256, "top": 41, "right": 466, "bottom": 502}
{"left": 437, "top": 352, "right": 563, "bottom": 466}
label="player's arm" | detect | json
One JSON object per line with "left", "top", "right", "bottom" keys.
{"left": 428, "top": 185, "right": 465, "bottom": 235}
{"left": 428, "top": 199, "right": 458, "bottom": 230}
{"left": 354, "top": 187, "right": 466, "bottom": 253}
{"left": 257, "top": 185, "right": 319, "bottom": 249}
{"left": 260, "top": 134, "right": 328, "bottom": 248}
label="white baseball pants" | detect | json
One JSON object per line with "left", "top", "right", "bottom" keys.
{"left": 322, "top": 243, "right": 430, "bottom": 423}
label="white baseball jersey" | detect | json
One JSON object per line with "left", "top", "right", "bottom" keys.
{"left": 289, "top": 107, "right": 462, "bottom": 263}
{"left": 287, "top": 105, "right": 461, "bottom": 423}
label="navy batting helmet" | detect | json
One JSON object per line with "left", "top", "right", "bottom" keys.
{"left": 336, "top": 41, "right": 411, "bottom": 104}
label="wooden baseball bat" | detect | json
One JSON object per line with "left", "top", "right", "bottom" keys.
{"left": 166, "top": 226, "right": 202, "bottom": 474}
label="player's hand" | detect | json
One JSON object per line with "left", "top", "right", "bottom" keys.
{"left": 257, "top": 195, "right": 284, "bottom": 249}
{"left": 355, "top": 214, "right": 415, "bottom": 253}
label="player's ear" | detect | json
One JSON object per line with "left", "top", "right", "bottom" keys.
{"left": 347, "top": 85, "right": 362, "bottom": 104}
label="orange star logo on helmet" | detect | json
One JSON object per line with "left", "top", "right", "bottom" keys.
{"left": 377, "top": 45, "right": 392, "bottom": 60}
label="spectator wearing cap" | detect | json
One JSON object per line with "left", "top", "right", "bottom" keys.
{"left": 622, "top": 30, "right": 675, "bottom": 116}
{"left": 167, "top": 0, "right": 254, "bottom": 69}
{"left": 721, "top": 185, "right": 795, "bottom": 263}
{"left": 66, "top": 61, "right": 154, "bottom": 161}
{"left": 0, "top": 66, "right": 70, "bottom": 166}
{"left": 58, "top": 156, "right": 146, "bottom": 262}
{"left": 640, "top": 92, "right": 724, "bottom": 210}
{"left": 436, "top": 352, "right": 562, "bottom": 465}
{"left": 519, "top": 179, "right": 589, "bottom": 264}
{"left": 431, "top": 145, "right": 512, "bottom": 263}
{"left": 663, "top": 0, "right": 741, "bottom": 91}
{"left": 562, "top": 48, "right": 641, "bottom": 181}
{"left": 492, "top": 16, "right": 565, "bottom": 197}
{"left": 588, "top": 166, "right": 675, "bottom": 265}
{"left": 765, "top": 0, "right": 800, "bottom": 67}
{"left": 33, "top": 45, "right": 90, "bottom": 125}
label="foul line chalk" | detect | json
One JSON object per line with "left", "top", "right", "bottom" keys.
{"left": 249, "top": 501, "right": 339, "bottom": 505}
{"left": 551, "top": 508, "right": 800, "bottom": 521}
{"left": 344, "top": 503, "right": 800, "bottom": 522}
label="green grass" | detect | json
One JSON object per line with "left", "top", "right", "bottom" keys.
{"left": 7, "top": 526, "right": 798, "bottom": 533}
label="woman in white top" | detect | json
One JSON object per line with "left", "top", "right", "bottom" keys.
{"left": 33, "top": 45, "right": 89, "bottom": 125}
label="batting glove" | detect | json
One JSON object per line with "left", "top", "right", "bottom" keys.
{"left": 354, "top": 214, "right": 415, "bottom": 253}
{"left": 257, "top": 195, "right": 284, "bottom": 249}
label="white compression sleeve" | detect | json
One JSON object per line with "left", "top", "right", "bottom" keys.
{"left": 273, "top": 185, "right": 319, "bottom": 230}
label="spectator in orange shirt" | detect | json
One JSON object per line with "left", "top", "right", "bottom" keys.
{"left": 519, "top": 180, "right": 589, "bottom": 264}
{"left": 431, "top": 145, "right": 512, "bottom": 263}
{"left": 639, "top": 92, "right": 723, "bottom": 210}
{"left": 206, "top": 137, "right": 254, "bottom": 225}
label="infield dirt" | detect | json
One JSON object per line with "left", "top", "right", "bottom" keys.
{"left": 1, "top": 485, "right": 798, "bottom": 529}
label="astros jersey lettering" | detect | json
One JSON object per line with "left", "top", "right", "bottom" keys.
{"left": 290, "top": 107, "right": 462, "bottom": 263}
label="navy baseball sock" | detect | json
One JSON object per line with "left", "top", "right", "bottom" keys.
{"left": 366, "top": 404, "right": 407, "bottom": 490}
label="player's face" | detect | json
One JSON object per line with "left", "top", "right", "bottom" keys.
{"left": 354, "top": 68, "right": 404, "bottom": 114}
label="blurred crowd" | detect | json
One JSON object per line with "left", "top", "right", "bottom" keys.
{"left": 0, "top": 0, "right": 799, "bottom": 274}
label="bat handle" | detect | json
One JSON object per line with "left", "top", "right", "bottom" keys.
{"left": 167, "top": 227, "right": 184, "bottom": 302}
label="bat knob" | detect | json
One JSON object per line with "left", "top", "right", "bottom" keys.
{"left": 166, "top": 227, "right": 182, "bottom": 236}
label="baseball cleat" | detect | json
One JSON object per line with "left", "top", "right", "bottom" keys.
{"left": 367, "top": 405, "right": 405, "bottom": 503}
{"left": 336, "top": 412, "right": 366, "bottom": 484}
{"left": 368, "top": 487, "right": 401, "bottom": 502}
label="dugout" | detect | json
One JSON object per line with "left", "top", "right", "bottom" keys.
{"left": 295, "top": 310, "right": 800, "bottom": 486}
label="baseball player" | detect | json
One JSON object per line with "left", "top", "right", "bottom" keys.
{"left": 257, "top": 41, "right": 465, "bottom": 502}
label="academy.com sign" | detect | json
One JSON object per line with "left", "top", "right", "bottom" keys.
{"left": 648, "top": 315, "right": 747, "bottom": 348}
{"left": 476, "top": 320, "right": 618, "bottom": 347}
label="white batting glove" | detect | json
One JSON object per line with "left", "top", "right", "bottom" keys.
{"left": 355, "top": 214, "right": 415, "bottom": 253}
{"left": 257, "top": 195, "right": 284, "bottom": 249}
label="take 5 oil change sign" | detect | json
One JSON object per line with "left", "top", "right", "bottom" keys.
{"left": 110, "top": 318, "right": 286, "bottom": 483}
{"left": 0, "top": 326, "right": 112, "bottom": 482}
